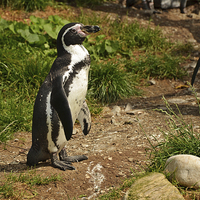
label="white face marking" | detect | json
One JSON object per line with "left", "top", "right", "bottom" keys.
{"left": 46, "top": 92, "right": 58, "bottom": 153}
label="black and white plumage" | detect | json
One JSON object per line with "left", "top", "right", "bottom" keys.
{"left": 27, "top": 23, "right": 100, "bottom": 170}
{"left": 191, "top": 58, "right": 200, "bottom": 86}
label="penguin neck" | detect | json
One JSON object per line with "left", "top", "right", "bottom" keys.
{"left": 58, "top": 44, "right": 89, "bottom": 63}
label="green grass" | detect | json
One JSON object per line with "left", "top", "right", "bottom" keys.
{"left": 147, "top": 97, "right": 200, "bottom": 172}
{"left": 0, "top": 9, "right": 191, "bottom": 142}
{"left": 0, "top": 170, "right": 62, "bottom": 199}
{"left": 0, "top": 0, "right": 53, "bottom": 11}
{"left": 88, "top": 61, "right": 140, "bottom": 104}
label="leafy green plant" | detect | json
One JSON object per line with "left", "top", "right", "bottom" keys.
{"left": 83, "top": 35, "right": 121, "bottom": 60}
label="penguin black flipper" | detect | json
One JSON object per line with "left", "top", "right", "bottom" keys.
{"left": 50, "top": 75, "right": 73, "bottom": 141}
{"left": 191, "top": 58, "right": 200, "bottom": 86}
{"left": 77, "top": 100, "right": 91, "bottom": 135}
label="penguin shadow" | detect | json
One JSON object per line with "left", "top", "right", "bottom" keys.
{"left": 0, "top": 160, "right": 52, "bottom": 173}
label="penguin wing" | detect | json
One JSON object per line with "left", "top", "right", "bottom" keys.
{"left": 191, "top": 58, "right": 200, "bottom": 86}
{"left": 50, "top": 76, "right": 73, "bottom": 141}
{"left": 77, "top": 100, "right": 91, "bottom": 135}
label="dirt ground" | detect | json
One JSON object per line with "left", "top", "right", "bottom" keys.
{"left": 0, "top": 1, "right": 200, "bottom": 199}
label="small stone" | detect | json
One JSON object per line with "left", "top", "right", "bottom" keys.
{"left": 168, "top": 98, "right": 187, "bottom": 104}
{"left": 188, "top": 38, "right": 197, "bottom": 43}
{"left": 85, "top": 174, "right": 90, "bottom": 179}
{"left": 148, "top": 79, "right": 156, "bottom": 85}
{"left": 108, "top": 157, "right": 112, "bottom": 161}
{"left": 14, "top": 138, "right": 19, "bottom": 142}
{"left": 126, "top": 109, "right": 145, "bottom": 115}
{"left": 157, "top": 106, "right": 168, "bottom": 111}
{"left": 111, "top": 118, "right": 118, "bottom": 125}
{"left": 9, "top": 160, "right": 19, "bottom": 165}
{"left": 82, "top": 144, "right": 89, "bottom": 148}
{"left": 111, "top": 106, "right": 121, "bottom": 116}
{"left": 128, "top": 157, "right": 134, "bottom": 162}
{"left": 189, "top": 61, "right": 198, "bottom": 69}
{"left": 73, "top": 128, "right": 79, "bottom": 135}
{"left": 164, "top": 154, "right": 200, "bottom": 188}
{"left": 125, "top": 103, "right": 132, "bottom": 112}
{"left": 193, "top": 45, "right": 199, "bottom": 51}
{"left": 20, "top": 160, "right": 27, "bottom": 164}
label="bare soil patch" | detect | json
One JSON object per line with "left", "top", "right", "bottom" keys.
{"left": 0, "top": 1, "right": 200, "bottom": 199}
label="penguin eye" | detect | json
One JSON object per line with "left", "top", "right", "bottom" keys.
{"left": 70, "top": 29, "right": 76, "bottom": 33}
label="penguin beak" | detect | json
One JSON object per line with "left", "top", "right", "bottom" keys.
{"left": 80, "top": 25, "right": 100, "bottom": 34}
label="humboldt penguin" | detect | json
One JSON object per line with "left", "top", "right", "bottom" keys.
{"left": 191, "top": 58, "right": 200, "bottom": 86}
{"left": 27, "top": 23, "right": 100, "bottom": 170}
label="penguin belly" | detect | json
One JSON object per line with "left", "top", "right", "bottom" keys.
{"left": 46, "top": 66, "right": 89, "bottom": 153}
{"left": 66, "top": 66, "right": 90, "bottom": 124}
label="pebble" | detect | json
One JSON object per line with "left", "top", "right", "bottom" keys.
{"left": 124, "top": 103, "right": 132, "bottom": 112}
{"left": 157, "top": 106, "right": 168, "bottom": 111}
{"left": 188, "top": 38, "right": 197, "bottom": 43}
{"left": 164, "top": 154, "right": 200, "bottom": 188}
{"left": 108, "top": 157, "right": 112, "bottom": 161}
{"left": 85, "top": 174, "right": 90, "bottom": 179}
{"left": 148, "top": 79, "right": 156, "bottom": 85}
{"left": 112, "top": 106, "right": 121, "bottom": 116}
{"left": 126, "top": 109, "right": 145, "bottom": 115}
{"left": 167, "top": 98, "right": 188, "bottom": 104}
{"left": 128, "top": 157, "right": 134, "bottom": 162}
{"left": 111, "top": 118, "right": 118, "bottom": 126}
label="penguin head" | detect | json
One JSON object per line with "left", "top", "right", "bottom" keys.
{"left": 57, "top": 23, "right": 100, "bottom": 56}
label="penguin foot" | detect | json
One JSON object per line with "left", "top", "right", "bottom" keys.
{"left": 59, "top": 148, "right": 88, "bottom": 162}
{"left": 51, "top": 153, "right": 75, "bottom": 171}
{"left": 62, "top": 155, "right": 88, "bottom": 163}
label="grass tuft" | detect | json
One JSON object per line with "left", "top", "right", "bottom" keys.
{"left": 0, "top": 170, "right": 62, "bottom": 199}
{"left": 88, "top": 61, "right": 140, "bottom": 104}
{"left": 147, "top": 97, "right": 200, "bottom": 172}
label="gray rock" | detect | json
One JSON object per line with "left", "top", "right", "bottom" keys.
{"left": 111, "top": 106, "right": 121, "bottom": 116}
{"left": 168, "top": 98, "right": 188, "bottom": 104}
{"left": 110, "top": 118, "right": 119, "bottom": 126}
{"left": 188, "top": 39, "right": 197, "bottom": 43}
{"left": 148, "top": 79, "right": 156, "bottom": 85}
{"left": 157, "top": 106, "right": 168, "bottom": 111}
{"left": 164, "top": 154, "right": 200, "bottom": 188}
{"left": 126, "top": 109, "right": 145, "bottom": 115}
{"left": 125, "top": 103, "right": 132, "bottom": 112}
{"left": 123, "top": 172, "right": 184, "bottom": 200}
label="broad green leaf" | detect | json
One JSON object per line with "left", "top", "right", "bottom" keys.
{"left": 105, "top": 40, "right": 119, "bottom": 54}
{"left": 30, "top": 15, "right": 46, "bottom": 25}
{"left": 48, "top": 15, "right": 70, "bottom": 26}
{"left": 17, "top": 29, "right": 46, "bottom": 45}
{"left": 0, "top": 17, "right": 10, "bottom": 31}
{"left": 96, "top": 35, "right": 106, "bottom": 42}
{"left": 43, "top": 23, "right": 57, "bottom": 39}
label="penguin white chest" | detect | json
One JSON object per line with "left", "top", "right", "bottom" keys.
{"left": 67, "top": 66, "right": 89, "bottom": 123}
{"left": 63, "top": 44, "right": 90, "bottom": 124}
